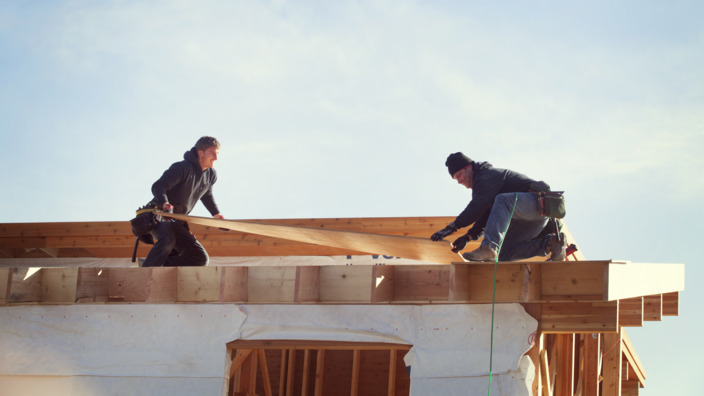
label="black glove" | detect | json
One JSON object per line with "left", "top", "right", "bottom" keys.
{"left": 431, "top": 222, "right": 457, "bottom": 241}
{"left": 451, "top": 232, "right": 480, "bottom": 253}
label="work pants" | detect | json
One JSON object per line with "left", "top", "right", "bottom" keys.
{"left": 482, "top": 192, "right": 551, "bottom": 261}
{"left": 142, "top": 220, "right": 208, "bottom": 267}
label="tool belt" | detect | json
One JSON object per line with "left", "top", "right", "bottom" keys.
{"left": 537, "top": 191, "right": 566, "bottom": 219}
{"left": 130, "top": 203, "right": 163, "bottom": 244}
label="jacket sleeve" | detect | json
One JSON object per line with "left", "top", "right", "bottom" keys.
{"left": 151, "top": 162, "right": 186, "bottom": 206}
{"left": 453, "top": 170, "right": 503, "bottom": 229}
{"left": 465, "top": 210, "right": 489, "bottom": 238}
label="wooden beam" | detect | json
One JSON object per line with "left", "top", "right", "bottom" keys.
{"left": 643, "top": 295, "right": 662, "bottom": 321}
{"left": 449, "top": 262, "right": 529, "bottom": 302}
{"left": 542, "top": 261, "right": 608, "bottom": 300}
{"left": 0, "top": 263, "right": 685, "bottom": 313}
{"left": 107, "top": 268, "right": 177, "bottom": 303}
{"left": 607, "top": 262, "right": 685, "bottom": 301}
{"left": 228, "top": 340, "right": 411, "bottom": 351}
{"left": 295, "top": 266, "right": 320, "bottom": 303}
{"left": 662, "top": 291, "right": 679, "bottom": 316}
{"left": 619, "top": 297, "right": 643, "bottom": 327}
{"left": 541, "top": 301, "right": 619, "bottom": 333}
{"left": 392, "top": 265, "right": 449, "bottom": 302}
{"left": 220, "top": 266, "right": 248, "bottom": 302}
{"left": 230, "top": 349, "right": 253, "bottom": 377}
{"left": 248, "top": 267, "right": 297, "bottom": 303}
{"left": 372, "top": 265, "right": 394, "bottom": 302}
{"left": 178, "top": 266, "right": 221, "bottom": 302}
{"left": 621, "top": 330, "right": 646, "bottom": 386}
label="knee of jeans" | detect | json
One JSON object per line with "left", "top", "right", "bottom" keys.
{"left": 195, "top": 250, "right": 209, "bottom": 267}
{"left": 494, "top": 193, "right": 514, "bottom": 206}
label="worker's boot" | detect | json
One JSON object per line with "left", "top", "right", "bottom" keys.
{"left": 462, "top": 244, "right": 497, "bottom": 262}
{"left": 546, "top": 233, "right": 567, "bottom": 261}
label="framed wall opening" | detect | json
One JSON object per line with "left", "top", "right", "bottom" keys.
{"left": 226, "top": 340, "right": 412, "bottom": 396}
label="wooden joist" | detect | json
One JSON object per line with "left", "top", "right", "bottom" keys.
{"left": 0, "top": 262, "right": 682, "bottom": 335}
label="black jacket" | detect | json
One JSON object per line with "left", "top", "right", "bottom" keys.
{"left": 455, "top": 161, "right": 537, "bottom": 237}
{"left": 151, "top": 147, "right": 220, "bottom": 215}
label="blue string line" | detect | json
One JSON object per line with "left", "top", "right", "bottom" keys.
{"left": 488, "top": 192, "right": 518, "bottom": 396}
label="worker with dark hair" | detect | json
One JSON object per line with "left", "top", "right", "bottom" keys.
{"left": 430, "top": 152, "right": 566, "bottom": 262}
{"left": 141, "top": 136, "right": 225, "bottom": 267}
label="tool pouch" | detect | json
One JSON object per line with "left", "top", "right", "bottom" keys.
{"left": 129, "top": 203, "right": 162, "bottom": 245}
{"left": 537, "top": 191, "right": 566, "bottom": 219}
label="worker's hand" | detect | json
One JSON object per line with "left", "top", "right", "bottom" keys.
{"left": 162, "top": 203, "right": 174, "bottom": 213}
{"left": 213, "top": 213, "right": 229, "bottom": 231}
{"left": 431, "top": 223, "right": 457, "bottom": 241}
{"left": 451, "top": 234, "right": 470, "bottom": 252}
{"left": 451, "top": 233, "right": 479, "bottom": 253}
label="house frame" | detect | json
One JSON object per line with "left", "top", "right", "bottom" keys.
{"left": 0, "top": 216, "right": 684, "bottom": 395}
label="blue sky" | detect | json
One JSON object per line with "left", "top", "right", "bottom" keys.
{"left": 1, "top": 1, "right": 702, "bottom": 393}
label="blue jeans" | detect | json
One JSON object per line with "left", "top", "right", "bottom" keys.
{"left": 482, "top": 192, "right": 550, "bottom": 261}
{"left": 142, "top": 220, "right": 209, "bottom": 267}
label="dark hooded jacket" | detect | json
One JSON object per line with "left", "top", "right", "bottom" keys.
{"left": 151, "top": 147, "right": 220, "bottom": 216}
{"left": 455, "top": 161, "right": 537, "bottom": 237}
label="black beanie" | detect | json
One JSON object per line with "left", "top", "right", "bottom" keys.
{"left": 445, "top": 152, "right": 473, "bottom": 176}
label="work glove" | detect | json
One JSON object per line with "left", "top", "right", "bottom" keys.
{"left": 431, "top": 222, "right": 457, "bottom": 241}
{"left": 451, "top": 232, "right": 480, "bottom": 253}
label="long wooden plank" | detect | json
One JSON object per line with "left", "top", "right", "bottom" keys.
{"left": 158, "top": 213, "right": 462, "bottom": 265}
{"left": 0, "top": 217, "right": 454, "bottom": 238}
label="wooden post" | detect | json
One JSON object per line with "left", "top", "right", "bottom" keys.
{"left": 583, "top": 333, "right": 602, "bottom": 396}
{"left": 555, "top": 334, "right": 575, "bottom": 395}
{"left": 315, "top": 349, "right": 326, "bottom": 396}
{"left": 602, "top": 331, "right": 623, "bottom": 396}
{"left": 388, "top": 349, "right": 398, "bottom": 396}
{"left": 258, "top": 349, "right": 273, "bottom": 396}
{"left": 302, "top": 349, "right": 311, "bottom": 395}
{"left": 351, "top": 349, "right": 361, "bottom": 396}
{"left": 286, "top": 349, "right": 296, "bottom": 396}
{"left": 279, "top": 350, "right": 287, "bottom": 396}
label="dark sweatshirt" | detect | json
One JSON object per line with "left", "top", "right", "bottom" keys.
{"left": 151, "top": 147, "right": 220, "bottom": 216}
{"left": 455, "top": 161, "right": 536, "bottom": 237}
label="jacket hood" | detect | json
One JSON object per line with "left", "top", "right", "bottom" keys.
{"left": 183, "top": 147, "right": 200, "bottom": 168}
{"left": 473, "top": 161, "right": 493, "bottom": 171}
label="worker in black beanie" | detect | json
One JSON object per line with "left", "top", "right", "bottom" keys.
{"left": 430, "top": 152, "right": 567, "bottom": 262}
